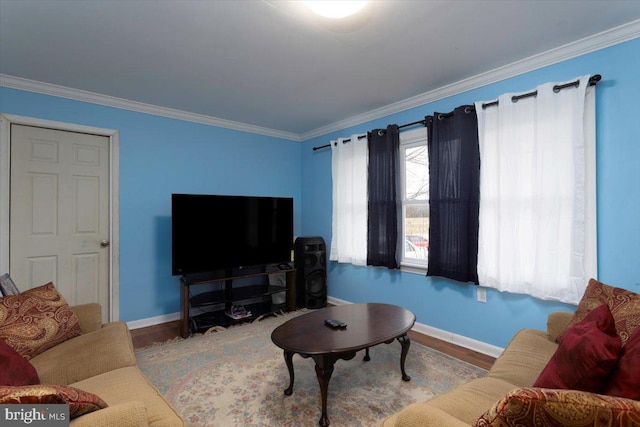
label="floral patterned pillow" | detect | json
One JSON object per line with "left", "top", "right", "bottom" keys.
{"left": 0, "top": 282, "right": 81, "bottom": 360}
{"left": 473, "top": 387, "right": 640, "bottom": 427}
{"left": 0, "top": 384, "right": 107, "bottom": 418}
{"left": 558, "top": 278, "right": 640, "bottom": 347}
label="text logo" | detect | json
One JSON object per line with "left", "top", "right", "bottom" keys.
{"left": 1, "top": 405, "right": 69, "bottom": 426}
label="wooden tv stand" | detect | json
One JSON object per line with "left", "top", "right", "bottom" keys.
{"left": 179, "top": 267, "right": 297, "bottom": 338}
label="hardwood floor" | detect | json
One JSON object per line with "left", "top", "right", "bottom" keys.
{"left": 406, "top": 330, "right": 495, "bottom": 370}
{"left": 131, "top": 320, "right": 182, "bottom": 350}
{"left": 131, "top": 316, "right": 496, "bottom": 370}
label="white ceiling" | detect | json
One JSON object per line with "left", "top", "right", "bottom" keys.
{"left": 1, "top": 1, "right": 640, "bottom": 139}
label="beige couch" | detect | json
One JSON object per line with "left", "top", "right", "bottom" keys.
{"left": 29, "top": 303, "right": 184, "bottom": 427}
{"left": 382, "top": 307, "right": 640, "bottom": 426}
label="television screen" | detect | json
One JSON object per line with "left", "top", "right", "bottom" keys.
{"left": 171, "top": 194, "right": 293, "bottom": 276}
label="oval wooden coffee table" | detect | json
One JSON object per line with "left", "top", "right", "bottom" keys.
{"left": 271, "top": 303, "right": 416, "bottom": 426}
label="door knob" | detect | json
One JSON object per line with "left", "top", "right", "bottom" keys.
{"left": 100, "top": 240, "right": 110, "bottom": 248}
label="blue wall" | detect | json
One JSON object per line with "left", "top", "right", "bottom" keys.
{"left": 301, "top": 37, "right": 640, "bottom": 348}
{"left": 1, "top": 37, "right": 638, "bottom": 348}
{"left": 0, "top": 89, "right": 302, "bottom": 322}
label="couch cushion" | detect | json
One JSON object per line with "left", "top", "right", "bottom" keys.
{"left": 472, "top": 387, "right": 640, "bottom": 427}
{"left": 487, "top": 329, "right": 557, "bottom": 387}
{"left": 0, "top": 282, "right": 81, "bottom": 360}
{"left": 603, "top": 325, "right": 640, "bottom": 400}
{"left": 387, "top": 403, "right": 472, "bottom": 427}
{"left": 546, "top": 311, "right": 574, "bottom": 342}
{"left": 0, "top": 340, "right": 39, "bottom": 385}
{"left": 424, "top": 377, "right": 518, "bottom": 424}
{"left": 558, "top": 278, "right": 640, "bottom": 347}
{"left": 70, "top": 303, "right": 103, "bottom": 334}
{"left": 30, "top": 321, "right": 136, "bottom": 385}
{"left": 0, "top": 384, "right": 107, "bottom": 419}
{"left": 71, "top": 366, "right": 184, "bottom": 427}
{"left": 70, "top": 401, "right": 148, "bottom": 427}
{"left": 533, "top": 303, "right": 621, "bottom": 393}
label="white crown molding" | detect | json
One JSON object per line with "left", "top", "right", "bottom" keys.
{"left": 0, "top": 74, "right": 301, "bottom": 142}
{"left": 301, "top": 19, "right": 640, "bottom": 141}
{"left": 2, "top": 19, "right": 638, "bottom": 143}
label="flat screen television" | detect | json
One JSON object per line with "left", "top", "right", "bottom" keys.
{"left": 171, "top": 194, "right": 293, "bottom": 276}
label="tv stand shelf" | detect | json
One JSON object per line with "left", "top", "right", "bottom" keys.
{"left": 180, "top": 267, "right": 296, "bottom": 338}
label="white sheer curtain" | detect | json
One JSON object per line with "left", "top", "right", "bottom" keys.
{"left": 330, "top": 134, "right": 368, "bottom": 265}
{"left": 475, "top": 76, "right": 596, "bottom": 304}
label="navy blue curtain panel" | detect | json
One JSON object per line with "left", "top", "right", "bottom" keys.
{"left": 426, "top": 106, "right": 480, "bottom": 283}
{"left": 367, "top": 125, "right": 401, "bottom": 269}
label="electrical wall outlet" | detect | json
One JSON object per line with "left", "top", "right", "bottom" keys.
{"left": 477, "top": 287, "right": 487, "bottom": 303}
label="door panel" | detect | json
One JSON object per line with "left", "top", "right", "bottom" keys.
{"left": 10, "top": 124, "right": 110, "bottom": 322}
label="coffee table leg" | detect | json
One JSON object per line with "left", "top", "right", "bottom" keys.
{"left": 314, "top": 356, "right": 334, "bottom": 427}
{"left": 363, "top": 347, "right": 370, "bottom": 361}
{"left": 398, "top": 334, "right": 411, "bottom": 381}
{"left": 283, "top": 350, "right": 295, "bottom": 395}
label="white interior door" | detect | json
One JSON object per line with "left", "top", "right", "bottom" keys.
{"left": 9, "top": 124, "right": 111, "bottom": 321}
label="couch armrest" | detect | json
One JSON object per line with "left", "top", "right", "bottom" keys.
{"left": 70, "top": 303, "right": 103, "bottom": 333}
{"left": 70, "top": 401, "right": 148, "bottom": 427}
{"left": 546, "top": 311, "right": 573, "bottom": 342}
{"left": 381, "top": 402, "right": 471, "bottom": 427}
{"left": 32, "top": 322, "right": 136, "bottom": 385}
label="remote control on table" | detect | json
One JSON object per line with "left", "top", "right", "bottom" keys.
{"left": 324, "top": 319, "right": 347, "bottom": 329}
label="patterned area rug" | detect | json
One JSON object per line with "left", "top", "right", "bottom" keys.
{"left": 135, "top": 310, "right": 486, "bottom": 427}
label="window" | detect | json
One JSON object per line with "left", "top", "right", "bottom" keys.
{"left": 400, "top": 128, "right": 429, "bottom": 267}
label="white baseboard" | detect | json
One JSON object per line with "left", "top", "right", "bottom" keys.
{"left": 327, "top": 296, "right": 504, "bottom": 359}
{"left": 128, "top": 298, "right": 504, "bottom": 359}
{"left": 127, "top": 311, "right": 181, "bottom": 330}
{"left": 410, "top": 322, "right": 504, "bottom": 359}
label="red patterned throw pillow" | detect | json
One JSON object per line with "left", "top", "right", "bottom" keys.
{"left": 534, "top": 304, "right": 621, "bottom": 393}
{"left": 0, "top": 340, "right": 40, "bottom": 386}
{"left": 472, "top": 387, "right": 640, "bottom": 427}
{"left": 0, "top": 384, "right": 107, "bottom": 419}
{"left": 0, "top": 282, "right": 81, "bottom": 360}
{"left": 558, "top": 278, "right": 640, "bottom": 347}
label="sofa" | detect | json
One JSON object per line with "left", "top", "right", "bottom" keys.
{"left": 382, "top": 279, "right": 640, "bottom": 427}
{"left": 0, "top": 282, "right": 184, "bottom": 427}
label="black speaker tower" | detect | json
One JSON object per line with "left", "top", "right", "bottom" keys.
{"left": 294, "top": 236, "right": 327, "bottom": 309}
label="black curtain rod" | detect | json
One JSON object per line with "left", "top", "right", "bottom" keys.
{"left": 399, "top": 119, "right": 426, "bottom": 129}
{"left": 312, "top": 74, "right": 601, "bottom": 151}
{"left": 481, "top": 74, "right": 601, "bottom": 109}
{"left": 340, "top": 134, "right": 368, "bottom": 143}
{"left": 311, "top": 121, "right": 427, "bottom": 151}
{"left": 312, "top": 134, "right": 368, "bottom": 152}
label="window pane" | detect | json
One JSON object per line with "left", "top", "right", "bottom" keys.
{"left": 400, "top": 128, "right": 429, "bottom": 266}
{"left": 404, "top": 203, "right": 429, "bottom": 261}
{"left": 405, "top": 145, "right": 429, "bottom": 200}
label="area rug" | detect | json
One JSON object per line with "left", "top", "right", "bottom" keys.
{"left": 135, "top": 310, "right": 487, "bottom": 427}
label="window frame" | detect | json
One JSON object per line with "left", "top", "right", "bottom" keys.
{"left": 399, "top": 127, "right": 429, "bottom": 271}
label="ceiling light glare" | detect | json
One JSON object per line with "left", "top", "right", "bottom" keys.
{"left": 304, "top": 1, "right": 368, "bottom": 19}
